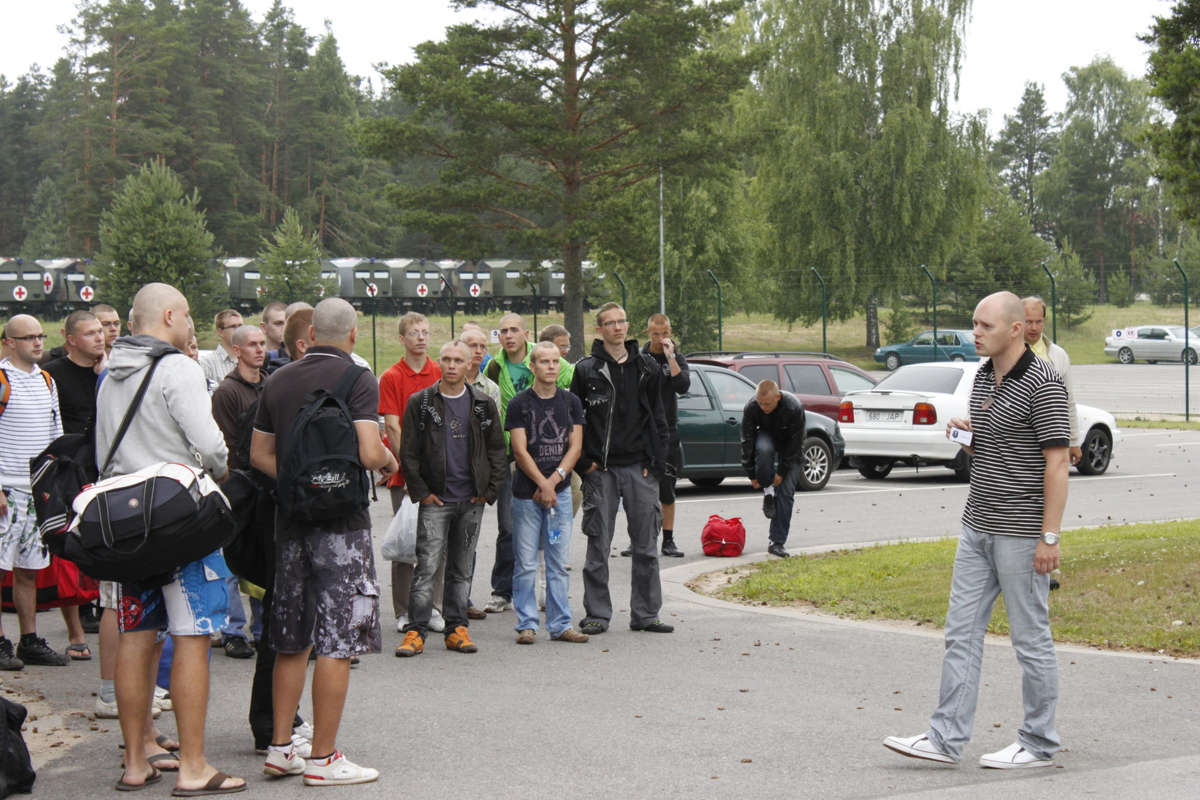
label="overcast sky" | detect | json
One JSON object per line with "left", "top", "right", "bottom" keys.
{"left": 0, "top": 0, "right": 1173, "bottom": 133}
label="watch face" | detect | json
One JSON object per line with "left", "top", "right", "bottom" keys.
{"left": 1042, "top": 532, "right": 1059, "bottom": 545}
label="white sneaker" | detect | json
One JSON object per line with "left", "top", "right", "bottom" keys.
{"left": 293, "top": 721, "right": 314, "bottom": 741}
{"left": 153, "top": 686, "right": 172, "bottom": 713}
{"left": 428, "top": 608, "right": 446, "bottom": 633}
{"left": 264, "top": 745, "right": 305, "bottom": 777}
{"left": 95, "top": 696, "right": 160, "bottom": 719}
{"left": 395, "top": 614, "right": 409, "bottom": 633}
{"left": 303, "top": 750, "right": 379, "bottom": 786}
{"left": 882, "top": 733, "right": 958, "bottom": 764}
{"left": 484, "top": 594, "right": 511, "bottom": 613}
{"left": 979, "top": 742, "right": 1052, "bottom": 769}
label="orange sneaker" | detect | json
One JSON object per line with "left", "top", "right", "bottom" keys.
{"left": 444, "top": 625, "right": 478, "bottom": 653}
{"left": 394, "top": 630, "right": 424, "bottom": 657}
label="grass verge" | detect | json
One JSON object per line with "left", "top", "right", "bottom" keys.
{"left": 703, "top": 519, "right": 1200, "bottom": 657}
{"left": 1117, "top": 417, "right": 1200, "bottom": 431}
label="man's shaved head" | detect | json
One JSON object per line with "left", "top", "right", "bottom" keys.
{"left": 130, "top": 283, "right": 190, "bottom": 350}
{"left": 977, "top": 291, "right": 1025, "bottom": 326}
{"left": 756, "top": 379, "right": 782, "bottom": 414}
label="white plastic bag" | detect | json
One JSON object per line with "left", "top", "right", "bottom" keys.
{"left": 381, "top": 495, "right": 417, "bottom": 563}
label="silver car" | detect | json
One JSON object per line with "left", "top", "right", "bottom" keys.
{"left": 1104, "top": 325, "right": 1200, "bottom": 365}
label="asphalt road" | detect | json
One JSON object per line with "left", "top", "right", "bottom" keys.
{"left": 20, "top": 425, "right": 1200, "bottom": 799}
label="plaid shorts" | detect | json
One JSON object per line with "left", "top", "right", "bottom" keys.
{"left": 270, "top": 528, "right": 381, "bottom": 658}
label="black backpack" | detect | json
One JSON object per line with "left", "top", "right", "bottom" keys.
{"left": 33, "top": 355, "right": 165, "bottom": 545}
{"left": 276, "top": 364, "right": 370, "bottom": 523}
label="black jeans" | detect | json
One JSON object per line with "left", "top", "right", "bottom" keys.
{"left": 248, "top": 586, "right": 303, "bottom": 747}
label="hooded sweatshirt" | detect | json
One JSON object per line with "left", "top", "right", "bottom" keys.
{"left": 95, "top": 335, "right": 228, "bottom": 479}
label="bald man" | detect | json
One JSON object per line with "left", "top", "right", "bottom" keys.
{"left": 97, "top": 283, "right": 243, "bottom": 793}
{"left": 885, "top": 291, "right": 1069, "bottom": 770}
{"left": 0, "top": 314, "right": 71, "bottom": 668}
{"left": 739, "top": 379, "right": 807, "bottom": 558}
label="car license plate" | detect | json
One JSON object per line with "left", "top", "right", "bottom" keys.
{"left": 867, "top": 410, "right": 904, "bottom": 423}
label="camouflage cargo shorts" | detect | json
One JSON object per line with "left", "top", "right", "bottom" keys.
{"left": 270, "top": 528, "right": 382, "bottom": 658}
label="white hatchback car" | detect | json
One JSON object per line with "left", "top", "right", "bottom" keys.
{"left": 839, "top": 361, "right": 1120, "bottom": 480}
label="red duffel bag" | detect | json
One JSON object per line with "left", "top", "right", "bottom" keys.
{"left": 701, "top": 515, "right": 746, "bottom": 557}
{"left": 1, "top": 556, "right": 99, "bottom": 612}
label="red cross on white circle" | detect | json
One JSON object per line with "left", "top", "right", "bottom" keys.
{"left": 42, "top": 273, "right": 53, "bottom": 292}
{"left": 80, "top": 285, "right": 95, "bottom": 302}
{"left": 366, "top": 282, "right": 378, "bottom": 297}
{"left": 469, "top": 283, "right": 481, "bottom": 297}
{"left": 416, "top": 283, "right": 428, "bottom": 297}
{"left": 13, "top": 285, "right": 28, "bottom": 301}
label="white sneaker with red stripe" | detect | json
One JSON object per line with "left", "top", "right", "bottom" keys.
{"left": 263, "top": 745, "right": 305, "bottom": 777}
{"left": 303, "top": 751, "right": 379, "bottom": 786}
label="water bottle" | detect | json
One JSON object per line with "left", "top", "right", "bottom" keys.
{"left": 548, "top": 506, "right": 561, "bottom": 545}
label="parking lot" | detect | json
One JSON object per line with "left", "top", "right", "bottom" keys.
{"left": 24, "top": 374, "right": 1200, "bottom": 800}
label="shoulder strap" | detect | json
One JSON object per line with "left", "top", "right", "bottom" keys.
{"left": 332, "top": 363, "right": 367, "bottom": 402}
{"left": 0, "top": 369, "right": 8, "bottom": 417}
{"left": 39, "top": 369, "right": 52, "bottom": 393}
{"left": 99, "top": 354, "right": 168, "bottom": 475}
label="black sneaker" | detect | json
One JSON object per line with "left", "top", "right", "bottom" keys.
{"left": 79, "top": 603, "right": 102, "bottom": 634}
{"left": 16, "top": 635, "right": 68, "bottom": 666}
{"left": 631, "top": 620, "right": 674, "bottom": 633}
{"left": 579, "top": 619, "right": 607, "bottom": 635}
{"left": 222, "top": 637, "right": 255, "bottom": 659}
{"left": 619, "top": 548, "right": 633, "bottom": 557}
{"left": 768, "top": 543, "right": 790, "bottom": 558}
{"left": 0, "top": 638, "right": 24, "bottom": 671}
{"left": 762, "top": 493, "right": 776, "bottom": 519}
{"left": 661, "top": 537, "right": 684, "bottom": 558}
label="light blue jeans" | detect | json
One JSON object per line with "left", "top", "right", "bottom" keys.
{"left": 926, "top": 524, "right": 1061, "bottom": 761}
{"left": 512, "top": 488, "right": 573, "bottom": 636}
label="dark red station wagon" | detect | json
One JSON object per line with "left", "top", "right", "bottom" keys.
{"left": 685, "top": 352, "right": 877, "bottom": 420}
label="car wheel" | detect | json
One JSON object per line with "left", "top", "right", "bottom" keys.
{"left": 799, "top": 437, "right": 832, "bottom": 491}
{"left": 1076, "top": 426, "right": 1112, "bottom": 475}
{"left": 690, "top": 477, "right": 724, "bottom": 489}
{"left": 1117, "top": 346, "right": 1134, "bottom": 364}
{"left": 950, "top": 354, "right": 964, "bottom": 362}
{"left": 856, "top": 458, "right": 893, "bottom": 480}
{"left": 884, "top": 353, "right": 901, "bottom": 371}
{"left": 950, "top": 450, "right": 970, "bottom": 481}
{"left": 1184, "top": 348, "right": 1198, "bottom": 366}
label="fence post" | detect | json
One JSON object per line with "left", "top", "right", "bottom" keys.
{"left": 1175, "top": 258, "right": 1190, "bottom": 422}
{"left": 919, "top": 264, "right": 938, "bottom": 361}
{"left": 1041, "top": 260, "right": 1057, "bottom": 344}
{"left": 810, "top": 266, "right": 828, "bottom": 354}
{"left": 706, "top": 269, "right": 723, "bottom": 351}
{"left": 612, "top": 271, "right": 627, "bottom": 309}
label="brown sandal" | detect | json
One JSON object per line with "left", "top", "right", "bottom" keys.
{"left": 170, "top": 771, "right": 246, "bottom": 797}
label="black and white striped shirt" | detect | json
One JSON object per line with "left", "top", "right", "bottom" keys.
{"left": 961, "top": 347, "right": 1070, "bottom": 538}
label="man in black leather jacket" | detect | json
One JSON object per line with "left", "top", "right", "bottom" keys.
{"left": 569, "top": 303, "right": 672, "bottom": 635}
{"left": 740, "top": 380, "right": 806, "bottom": 558}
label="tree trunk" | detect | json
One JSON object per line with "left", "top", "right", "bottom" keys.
{"left": 865, "top": 291, "right": 880, "bottom": 348}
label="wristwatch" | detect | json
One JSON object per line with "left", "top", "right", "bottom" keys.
{"left": 555, "top": 467, "right": 567, "bottom": 479}
{"left": 1040, "top": 531, "right": 1060, "bottom": 546}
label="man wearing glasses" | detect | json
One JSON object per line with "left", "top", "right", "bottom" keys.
{"left": 569, "top": 303, "right": 672, "bottom": 635}
{"left": 200, "top": 308, "right": 243, "bottom": 385}
{"left": 0, "top": 316, "right": 70, "bottom": 668}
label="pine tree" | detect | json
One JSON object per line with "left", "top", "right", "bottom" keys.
{"left": 20, "top": 177, "right": 68, "bottom": 261}
{"left": 95, "top": 160, "right": 224, "bottom": 318}
{"left": 257, "top": 207, "right": 333, "bottom": 305}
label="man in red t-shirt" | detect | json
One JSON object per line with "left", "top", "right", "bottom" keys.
{"left": 379, "top": 312, "right": 444, "bottom": 633}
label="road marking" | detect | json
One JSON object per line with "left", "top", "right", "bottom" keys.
{"left": 1154, "top": 442, "right": 1200, "bottom": 448}
{"left": 677, "top": 472, "right": 1176, "bottom": 504}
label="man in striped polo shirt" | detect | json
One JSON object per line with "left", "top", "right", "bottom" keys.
{"left": 885, "top": 291, "right": 1069, "bottom": 770}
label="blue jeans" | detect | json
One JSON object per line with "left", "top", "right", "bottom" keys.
{"left": 222, "top": 575, "right": 247, "bottom": 640}
{"left": 926, "top": 524, "right": 1060, "bottom": 760}
{"left": 512, "top": 489, "right": 573, "bottom": 636}
{"left": 754, "top": 431, "right": 802, "bottom": 545}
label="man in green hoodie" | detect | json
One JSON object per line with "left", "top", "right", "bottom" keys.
{"left": 482, "top": 313, "right": 574, "bottom": 613}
